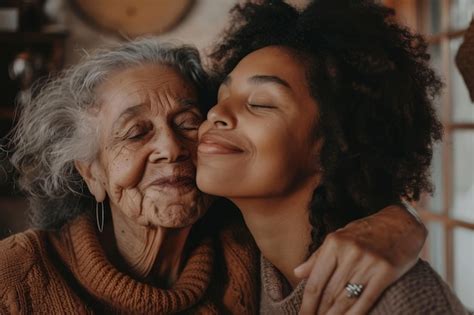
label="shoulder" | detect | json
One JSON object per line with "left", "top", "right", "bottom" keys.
{"left": 213, "top": 220, "right": 260, "bottom": 314}
{"left": 0, "top": 230, "right": 47, "bottom": 289}
{"left": 371, "top": 260, "right": 469, "bottom": 315}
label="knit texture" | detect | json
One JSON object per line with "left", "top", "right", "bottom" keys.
{"left": 0, "top": 214, "right": 259, "bottom": 314}
{"left": 259, "top": 258, "right": 469, "bottom": 315}
{"left": 260, "top": 255, "right": 306, "bottom": 315}
{"left": 370, "top": 260, "right": 470, "bottom": 315}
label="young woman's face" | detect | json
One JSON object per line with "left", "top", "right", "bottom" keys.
{"left": 197, "top": 46, "right": 321, "bottom": 199}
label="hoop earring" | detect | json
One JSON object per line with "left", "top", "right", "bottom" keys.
{"left": 96, "top": 201, "right": 105, "bottom": 233}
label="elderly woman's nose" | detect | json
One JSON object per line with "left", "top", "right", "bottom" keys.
{"left": 148, "top": 129, "right": 190, "bottom": 163}
{"left": 207, "top": 100, "right": 236, "bottom": 129}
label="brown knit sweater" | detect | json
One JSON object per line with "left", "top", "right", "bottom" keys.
{"left": 0, "top": 214, "right": 260, "bottom": 314}
{"left": 260, "top": 255, "right": 470, "bottom": 315}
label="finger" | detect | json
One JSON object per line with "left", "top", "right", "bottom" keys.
{"left": 325, "top": 272, "right": 369, "bottom": 315}
{"left": 346, "top": 264, "right": 395, "bottom": 315}
{"left": 299, "top": 252, "right": 337, "bottom": 315}
{"left": 294, "top": 249, "right": 320, "bottom": 278}
{"left": 316, "top": 257, "right": 360, "bottom": 315}
{"left": 323, "top": 253, "right": 380, "bottom": 315}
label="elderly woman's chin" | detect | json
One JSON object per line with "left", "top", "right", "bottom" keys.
{"left": 121, "top": 188, "right": 209, "bottom": 228}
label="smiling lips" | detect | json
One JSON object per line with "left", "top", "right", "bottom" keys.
{"left": 149, "top": 175, "right": 195, "bottom": 191}
{"left": 198, "top": 133, "right": 244, "bottom": 155}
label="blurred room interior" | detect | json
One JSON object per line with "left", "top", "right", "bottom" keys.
{"left": 0, "top": 0, "right": 473, "bottom": 310}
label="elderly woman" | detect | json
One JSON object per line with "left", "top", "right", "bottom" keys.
{"left": 197, "top": 0, "right": 469, "bottom": 314}
{"left": 0, "top": 38, "right": 426, "bottom": 314}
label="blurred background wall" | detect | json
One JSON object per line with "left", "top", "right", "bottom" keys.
{"left": 385, "top": 0, "right": 474, "bottom": 310}
{"left": 57, "top": 0, "right": 237, "bottom": 65}
{"left": 0, "top": 0, "right": 473, "bottom": 310}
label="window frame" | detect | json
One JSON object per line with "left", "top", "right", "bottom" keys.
{"left": 385, "top": 0, "right": 474, "bottom": 294}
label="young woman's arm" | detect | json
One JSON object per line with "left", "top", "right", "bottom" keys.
{"left": 296, "top": 203, "right": 426, "bottom": 315}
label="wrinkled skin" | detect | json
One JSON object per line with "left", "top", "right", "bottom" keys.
{"left": 77, "top": 64, "right": 209, "bottom": 228}
{"left": 75, "top": 64, "right": 210, "bottom": 281}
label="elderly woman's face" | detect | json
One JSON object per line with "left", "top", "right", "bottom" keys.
{"left": 81, "top": 64, "right": 206, "bottom": 228}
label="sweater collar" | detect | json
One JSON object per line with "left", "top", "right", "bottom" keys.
{"left": 259, "top": 255, "right": 307, "bottom": 314}
{"left": 51, "top": 214, "right": 214, "bottom": 314}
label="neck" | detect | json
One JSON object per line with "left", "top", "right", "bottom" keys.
{"left": 232, "top": 179, "right": 317, "bottom": 288}
{"left": 105, "top": 206, "right": 191, "bottom": 287}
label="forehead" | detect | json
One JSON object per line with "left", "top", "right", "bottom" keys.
{"left": 230, "top": 46, "right": 308, "bottom": 87}
{"left": 94, "top": 64, "right": 199, "bottom": 138}
{"left": 97, "top": 64, "right": 197, "bottom": 106}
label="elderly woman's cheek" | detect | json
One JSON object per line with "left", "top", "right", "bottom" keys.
{"left": 106, "top": 153, "right": 148, "bottom": 217}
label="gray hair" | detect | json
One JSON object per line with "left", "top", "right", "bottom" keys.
{"left": 8, "top": 38, "right": 209, "bottom": 229}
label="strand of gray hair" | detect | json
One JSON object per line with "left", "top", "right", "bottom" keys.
{"left": 6, "top": 37, "right": 208, "bottom": 229}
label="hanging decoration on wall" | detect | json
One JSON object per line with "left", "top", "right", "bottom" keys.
{"left": 456, "top": 17, "right": 474, "bottom": 102}
{"left": 70, "top": 0, "right": 194, "bottom": 38}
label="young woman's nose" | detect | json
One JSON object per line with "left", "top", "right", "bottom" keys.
{"left": 148, "top": 128, "right": 191, "bottom": 163}
{"left": 207, "top": 100, "right": 237, "bottom": 129}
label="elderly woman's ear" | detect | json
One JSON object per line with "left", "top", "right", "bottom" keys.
{"left": 74, "top": 160, "right": 107, "bottom": 202}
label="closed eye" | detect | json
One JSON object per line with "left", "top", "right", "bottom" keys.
{"left": 128, "top": 130, "right": 148, "bottom": 139}
{"left": 176, "top": 121, "right": 200, "bottom": 130}
{"left": 247, "top": 103, "right": 276, "bottom": 109}
{"left": 174, "top": 113, "right": 203, "bottom": 131}
{"left": 125, "top": 122, "right": 153, "bottom": 140}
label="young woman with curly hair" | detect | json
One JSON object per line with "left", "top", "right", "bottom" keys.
{"left": 197, "top": 0, "right": 469, "bottom": 313}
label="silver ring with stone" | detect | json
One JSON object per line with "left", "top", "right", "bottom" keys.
{"left": 345, "top": 283, "right": 364, "bottom": 298}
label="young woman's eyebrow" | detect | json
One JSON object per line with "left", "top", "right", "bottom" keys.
{"left": 248, "top": 75, "right": 291, "bottom": 89}
{"left": 222, "top": 74, "right": 291, "bottom": 89}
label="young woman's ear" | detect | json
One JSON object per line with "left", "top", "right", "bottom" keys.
{"left": 74, "top": 160, "right": 107, "bottom": 202}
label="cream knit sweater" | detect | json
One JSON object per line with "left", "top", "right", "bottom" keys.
{"left": 259, "top": 256, "right": 470, "bottom": 315}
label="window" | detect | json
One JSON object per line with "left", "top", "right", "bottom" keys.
{"left": 386, "top": 0, "right": 474, "bottom": 310}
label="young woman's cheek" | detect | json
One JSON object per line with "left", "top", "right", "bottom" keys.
{"left": 252, "top": 122, "right": 311, "bottom": 193}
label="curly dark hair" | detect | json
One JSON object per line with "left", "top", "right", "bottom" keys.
{"left": 209, "top": 0, "right": 443, "bottom": 252}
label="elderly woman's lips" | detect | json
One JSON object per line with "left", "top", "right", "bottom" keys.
{"left": 198, "top": 135, "right": 244, "bottom": 154}
{"left": 149, "top": 176, "right": 195, "bottom": 189}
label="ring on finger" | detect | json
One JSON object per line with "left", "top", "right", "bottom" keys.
{"left": 345, "top": 282, "right": 364, "bottom": 298}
